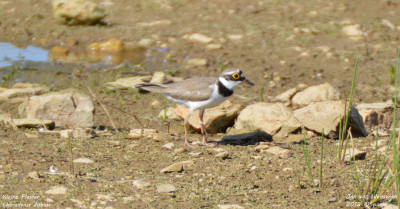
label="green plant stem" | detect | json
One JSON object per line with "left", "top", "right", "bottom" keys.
{"left": 319, "top": 128, "right": 324, "bottom": 188}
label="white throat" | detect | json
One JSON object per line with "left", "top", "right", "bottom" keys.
{"left": 218, "top": 77, "right": 241, "bottom": 91}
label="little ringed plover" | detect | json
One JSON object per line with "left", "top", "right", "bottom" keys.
{"left": 135, "top": 68, "right": 254, "bottom": 147}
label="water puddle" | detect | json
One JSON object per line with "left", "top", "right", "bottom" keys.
{"left": 0, "top": 42, "right": 173, "bottom": 84}
{"left": 0, "top": 42, "right": 49, "bottom": 68}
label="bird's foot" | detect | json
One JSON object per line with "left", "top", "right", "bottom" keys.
{"left": 202, "top": 141, "right": 215, "bottom": 147}
{"left": 184, "top": 141, "right": 195, "bottom": 148}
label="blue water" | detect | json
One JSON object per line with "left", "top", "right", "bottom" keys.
{"left": 0, "top": 42, "right": 49, "bottom": 68}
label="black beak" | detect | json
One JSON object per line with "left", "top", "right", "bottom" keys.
{"left": 245, "top": 78, "right": 254, "bottom": 85}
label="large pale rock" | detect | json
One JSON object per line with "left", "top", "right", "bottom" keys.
{"left": 294, "top": 101, "right": 368, "bottom": 138}
{"left": 52, "top": 0, "right": 107, "bottom": 25}
{"left": 356, "top": 100, "right": 393, "bottom": 130}
{"left": 19, "top": 89, "right": 94, "bottom": 128}
{"left": 0, "top": 82, "right": 49, "bottom": 103}
{"left": 291, "top": 83, "right": 340, "bottom": 106}
{"left": 233, "top": 103, "right": 301, "bottom": 138}
{"left": 175, "top": 100, "right": 242, "bottom": 133}
{"left": 105, "top": 76, "right": 152, "bottom": 90}
{"left": 11, "top": 118, "right": 55, "bottom": 129}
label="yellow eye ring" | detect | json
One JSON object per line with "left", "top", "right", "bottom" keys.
{"left": 232, "top": 73, "right": 240, "bottom": 80}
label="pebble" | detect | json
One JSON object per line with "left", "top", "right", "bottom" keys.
{"left": 156, "top": 184, "right": 176, "bottom": 193}
{"left": 132, "top": 179, "right": 150, "bottom": 189}
{"left": 162, "top": 142, "right": 174, "bottom": 149}
{"left": 206, "top": 43, "right": 222, "bottom": 50}
{"left": 266, "top": 146, "right": 292, "bottom": 158}
{"left": 73, "top": 158, "right": 94, "bottom": 164}
{"left": 186, "top": 33, "right": 213, "bottom": 44}
{"left": 227, "top": 34, "right": 243, "bottom": 42}
{"left": 216, "top": 152, "right": 229, "bottom": 160}
{"left": 160, "top": 163, "right": 183, "bottom": 173}
{"left": 27, "top": 171, "right": 41, "bottom": 180}
{"left": 282, "top": 167, "right": 293, "bottom": 172}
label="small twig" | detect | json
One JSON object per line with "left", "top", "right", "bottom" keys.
{"left": 87, "top": 86, "right": 119, "bottom": 132}
{"left": 102, "top": 103, "right": 144, "bottom": 129}
{"left": 67, "top": 132, "right": 74, "bottom": 175}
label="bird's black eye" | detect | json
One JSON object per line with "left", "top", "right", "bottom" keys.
{"left": 232, "top": 73, "right": 240, "bottom": 80}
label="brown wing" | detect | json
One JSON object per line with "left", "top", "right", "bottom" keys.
{"left": 162, "top": 77, "right": 217, "bottom": 101}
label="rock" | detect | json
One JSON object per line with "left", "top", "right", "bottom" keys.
{"left": 60, "top": 128, "right": 96, "bottom": 139}
{"left": 73, "top": 158, "right": 94, "bottom": 164}
{"left": 206, "top": 43, "right": 222, "bottom": 50}
{"left": 160, "top": 163, "right": 183, "bottom": 173}
{"left": 254, "top": 144, "right": 270, "bottom": 152}
{"left": 273, "top": 87, "right": 299, "bottom": 106}
{"left": 150, "top": 71, "right": 170, "bottom": 84}
{"left": 151, "top": 100, "right": 161, "bottom": 108}
{"left": 294, "top": 101, "right": 368, "bottom": 138}
{"left": 233, "top": 103, "right": 301, "bottom": 139}
{"left": 88, "top": 39, "right": 123, "bottom": 54}
{"left": 158, "top": 107, "right": 181, "bottom": 121}
{"left": 175, "top": 100, "right": 242, "bottom": 133}
{"left": 52, "top": 0, "right": 106, "bottom": 25}
{"left": 45, "top": 186, "right": 68, "bottom": 195}
{"left": 186, "top": 58, "right": 208, "bottom": 67}
{"left": 132, "top": 179, "right": 150, "bottom": 189}
{"left": 188, "top": 151, "right": 202, "bottom": 156}
{"left": 356, "top": 100, "right": 392, "bottom": 130}
{"left": 106, "top": 76, "right": 152, "bottom": 90}
{"left": 156, "top": 184, "right": 176, "bottom": 193}
{"left": 216, "top": 152, "right": 229, "bottom": 160}
{"left": 342, "top": 24, "right": 365, "bottom": 40}
{"left": 11, "top": 118, "right": 55, "bottom": 129}
{"left": 217, "top": 204, "right": 244, "bottom": 209}
{"left": 185, "top": 33, "right": 214, "bottom": 44}
{"left": 27, "top": 171, "right": 41, "bottom": 180}
{"left": 227, "top": 34, "right": 243, "bottom": 42}
{"left": 291, "top": 83, "right": 340, "bottom": 106}
{"left": 160, "top": 160, "right": 193, "bottom": 173}
{"left": 162, "top": 142, "right": 174, "bottom": 149}
{"left": 344, "top": 148, "right": 367, "bottom": 161}
{"left": 266, "top": 146, "right": 292, "bottom": 158}
{"left": 219, "top": 131, "right": 272, "bottom": 146}
{"left": 0, "top": 82, "right": 49, "bottom": 103}
{"left": 19, "top": 89, "right": 94, "bottom": 128}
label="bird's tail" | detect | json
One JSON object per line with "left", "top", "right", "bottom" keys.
{"left": 134, "top": 83, "right": 167, "bottom": 93}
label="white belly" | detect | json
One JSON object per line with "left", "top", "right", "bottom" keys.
{"left": 165, "top": 87, "right": 229, "bottom": 112}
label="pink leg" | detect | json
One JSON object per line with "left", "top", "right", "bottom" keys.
{"left": 199, "top": 109, "right": 210, "bottom": 146}
{"left": 184, "top": 111, "right": 194, "bottom": 148}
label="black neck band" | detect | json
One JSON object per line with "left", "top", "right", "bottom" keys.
{"left": 218, "top": 80, "right": 234, "bottom": 97}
